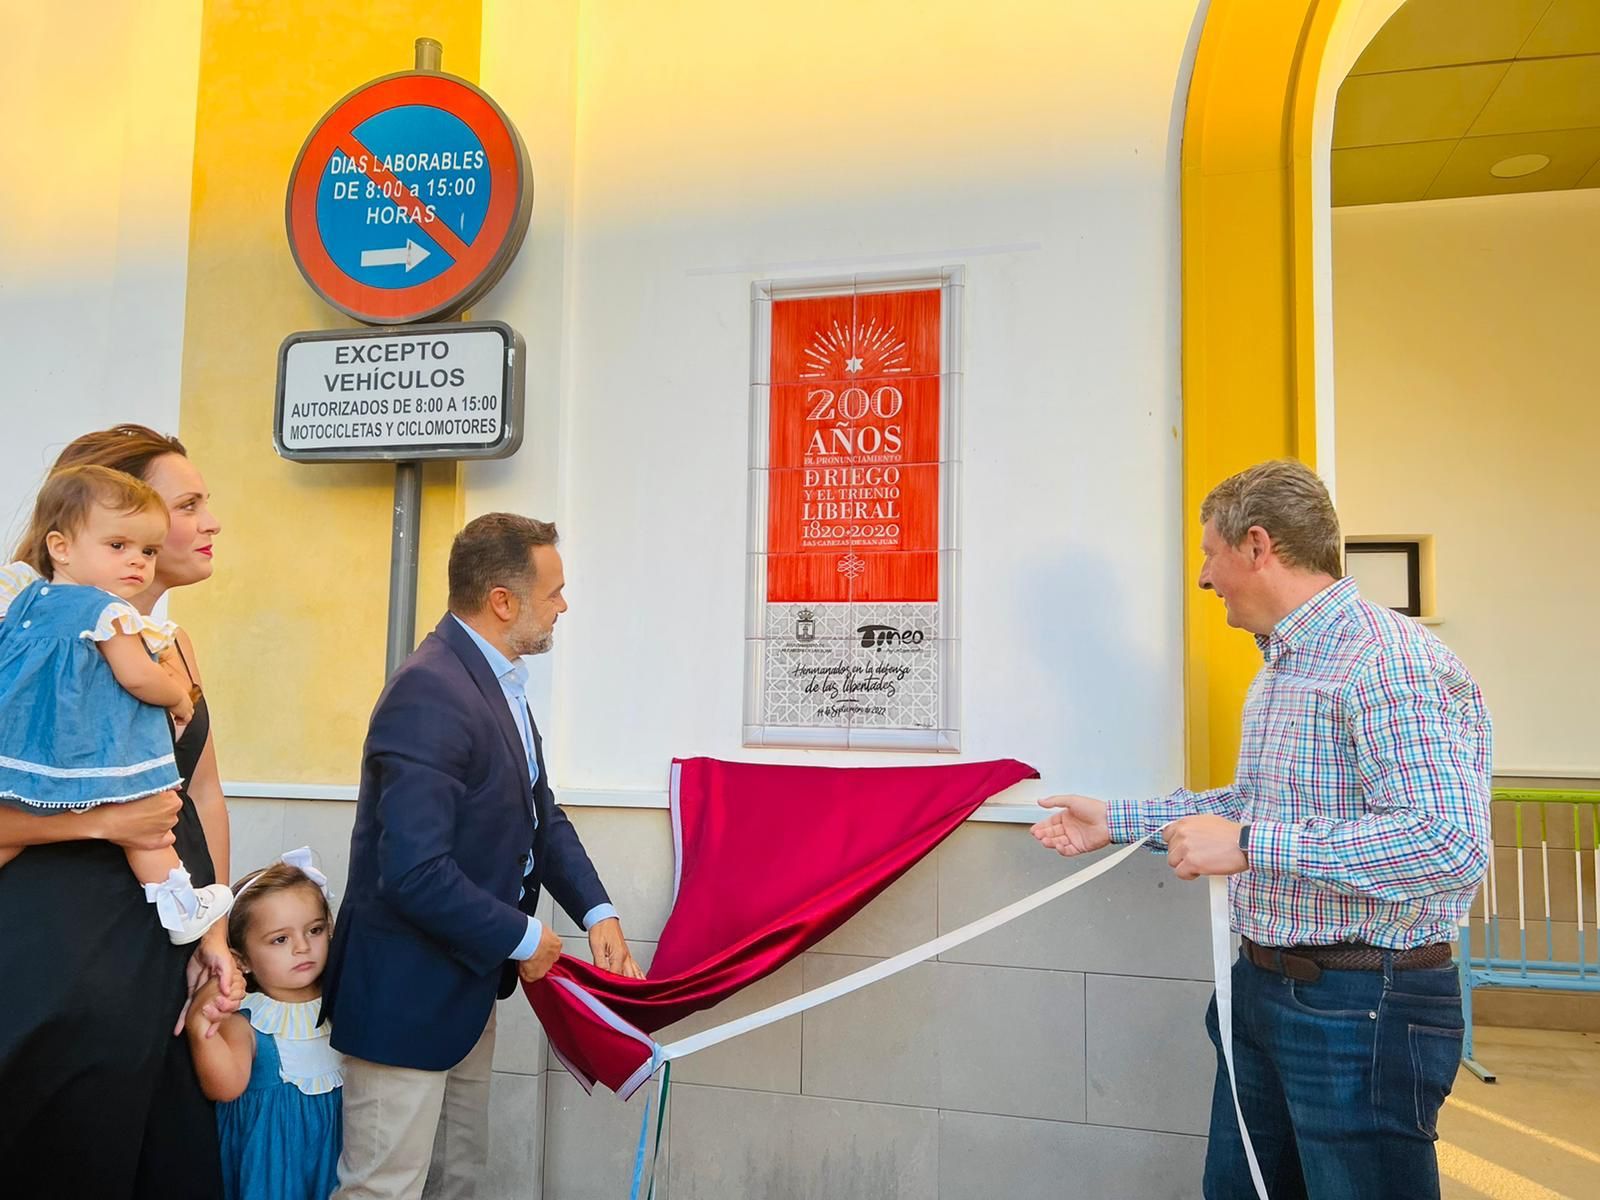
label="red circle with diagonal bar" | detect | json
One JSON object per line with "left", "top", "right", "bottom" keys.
{"left": 286, "top": 71, "right": 532, "bottom": 325}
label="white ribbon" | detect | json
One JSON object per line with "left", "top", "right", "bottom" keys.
{"left": 659, "top": 838, "right": 1149, "bottom": 1062}
{"left": 143, "top": 865, "right": 197, "bottom": 931}
{"left": 236, "top": 845, "right": 335, "bottom": 905}
{"left": 1211, "top": 875, "right": 1269, "bottom": 1200}
{"left": 647, "top": 845, "right": 1268, "bottom": 1200}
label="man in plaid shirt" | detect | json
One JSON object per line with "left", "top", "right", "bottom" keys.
{"left": 1033, "top": 459, "right": 1491, "bottom": 1200}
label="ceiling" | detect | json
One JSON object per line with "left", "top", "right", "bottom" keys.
{"left": 1332, "top": 0, "right": 1600, "bottom": 206}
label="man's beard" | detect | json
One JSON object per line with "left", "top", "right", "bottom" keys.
{"left": 508, "top": 618, "right": 554, "bottom": 657}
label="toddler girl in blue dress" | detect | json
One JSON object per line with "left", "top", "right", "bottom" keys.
{"left": 187, "top": 850, "right": 343, "bottom": 1200}
{"left": 0, "top": 465, "right": 233, "bottom": 942}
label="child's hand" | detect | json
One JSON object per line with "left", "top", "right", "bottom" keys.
{"left": 208, "top": 943, "right": 246, "bottom": 1007}
{"left": 184, "top": 977, "right": 225, "bottom": 1040}
{"left": 168, "top": 690, "right": 195, "bottom": 727}
{"left": 175, "top": 928, "right": 244, "bottom": 1036}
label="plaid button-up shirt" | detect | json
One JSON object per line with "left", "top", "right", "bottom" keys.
{"left": 1107, "top": 577, "right": 1492, "bottom": 949}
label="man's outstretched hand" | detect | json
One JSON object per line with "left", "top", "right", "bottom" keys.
{"left": 589, "top": 917, "right": 645, "bottom": 980}
{"left": 1030, "top": 795, "right": 1111, "bottom": 857}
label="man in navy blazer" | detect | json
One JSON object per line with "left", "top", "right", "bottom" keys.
{"left": 326, "top": 513, "right": 642, "bottom": 1200}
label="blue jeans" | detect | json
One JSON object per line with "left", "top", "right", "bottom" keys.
{"left": 1202, "top": 951, "right": 1464, "bottom": 1200}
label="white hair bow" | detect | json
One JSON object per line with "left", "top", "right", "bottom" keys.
{"left": 236, "top": 845, "right": 335, "bottom": 904}
{"left": 280, "top": 846, "right": 334, "bottom": 902}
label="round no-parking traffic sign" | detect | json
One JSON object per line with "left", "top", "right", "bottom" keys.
{"left": 286, "top": 71, "right": 532, "bottom": 325}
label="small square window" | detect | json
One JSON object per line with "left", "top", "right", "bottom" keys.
{"left": 1344, "top": 541, "right": 1421, "bottom": 616}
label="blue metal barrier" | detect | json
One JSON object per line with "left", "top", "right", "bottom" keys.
{"left": 1458, "top": 789, "right": 1600, "bottom": 1083}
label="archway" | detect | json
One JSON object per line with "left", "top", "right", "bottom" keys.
{"left": 1180, "top": 0, "right": 1405, "bottom": 786}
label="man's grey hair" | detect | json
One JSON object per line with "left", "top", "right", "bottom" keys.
{"left": 447, "top": 513, "right": 558, "bottom": 614}
{"left": 1200, "top": 459, "right": 1343, "bottom": 578}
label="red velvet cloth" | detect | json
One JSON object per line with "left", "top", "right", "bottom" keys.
{"left": 524, "top": 756, "right": 1038, "bottom": 1096}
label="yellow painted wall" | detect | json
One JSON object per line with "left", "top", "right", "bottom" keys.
{"left": 1333, "top": 190, "right": 1600, "bottom": 775}
{"left": 0, "top": 0, "right": 201, "bottom": 540}
{"left": 176, "top": 1, "right": 480, "bottom": 782}
{"left": 0, "top": 1, "right": 196, "bottom": 271}
{"left": 1181, "top": 0, "right": 1330, "bottom": 787}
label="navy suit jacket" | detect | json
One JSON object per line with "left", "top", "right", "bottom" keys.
{"left": 322, "top": 614, "right": 609, "bottom": 1070}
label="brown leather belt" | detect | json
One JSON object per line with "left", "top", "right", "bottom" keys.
{"left": 1241, "top": 936, "right": 1453, "bottom": 983}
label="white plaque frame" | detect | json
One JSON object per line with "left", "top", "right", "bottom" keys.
{"left": 743, "top": 266, "right": 964, "bottom": 752}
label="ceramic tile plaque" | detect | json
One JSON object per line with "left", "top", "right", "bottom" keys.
{"left": 745, "top": 269, "right": 962, "bottom": 750}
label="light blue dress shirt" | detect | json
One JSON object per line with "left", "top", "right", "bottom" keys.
{"left": 452, "top": 617, "right": 617, "bottom": 960}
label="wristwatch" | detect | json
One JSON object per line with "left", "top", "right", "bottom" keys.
{"left": 1238, "top": 823, "right": 1252, "bottom": 856}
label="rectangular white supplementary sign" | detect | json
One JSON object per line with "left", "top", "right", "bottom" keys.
{"left": 273, "top": 322, "right": 524, "bottom": 463}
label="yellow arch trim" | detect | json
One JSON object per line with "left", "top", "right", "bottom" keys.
{"left": 1181, "top": 0, "right": 1345, "bottom": 787}
{"left": 177, "top": 2, "right": 480, "bottom": 783}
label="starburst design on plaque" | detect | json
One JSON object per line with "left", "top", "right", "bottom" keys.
{"left": 801, "top": 318, "right": 911, "bottom": 379}
{"left": 836, "top": 552, "right": 867, "bottom": 580}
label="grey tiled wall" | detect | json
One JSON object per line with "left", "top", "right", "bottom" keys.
{"left": 231, "top": 798, "right": 1215, "bottom": 1198}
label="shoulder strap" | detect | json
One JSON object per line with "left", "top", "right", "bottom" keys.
{"left": 171, "top": 634, "right": 197, "bottom": 685}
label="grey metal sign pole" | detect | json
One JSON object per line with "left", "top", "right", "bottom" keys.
{"left": 383, "top": 36, "right": 444, "bottom": 677}
{"left": 275, "top": 320, "right": 525, "bottom": 673}
{"left": 280, "top": 36, "right": 528, "bottom": 674}
{"left": 385, "top": 460, "right": 423, "bottom": 676}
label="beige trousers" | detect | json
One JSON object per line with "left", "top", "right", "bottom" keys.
{"left": 334, "top": 1008, "right": 497, "bottom": 1200}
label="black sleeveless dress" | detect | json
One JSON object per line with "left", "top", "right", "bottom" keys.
{"left": 0, "top": 667, "right": 224, "bottom": 1198}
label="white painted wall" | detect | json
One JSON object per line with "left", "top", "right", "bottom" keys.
{"left": 1312, "top": 0, "right": 1410, "bottom": 489}
{"left": 0, "top": 0, "right": 202, "bottom": 550}
{"left": 472, "top": 1, "right": 1210, "bottom": 804}
{"left": 468, "top": 0, "right": 583, "bottom": 731}
{"left": 1334, "top": 189, "right": 1600, "bottom": 775}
